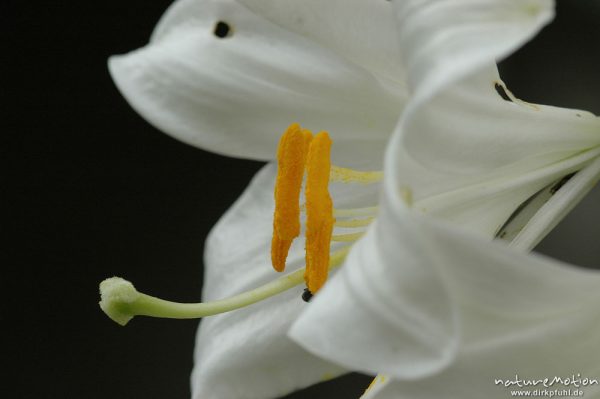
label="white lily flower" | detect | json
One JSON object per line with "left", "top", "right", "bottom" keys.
{"left": 100, "top": 0, "right": 600, "bottom": 398}
{"left": 289, "top": 1, "right": 600, "bottom": 398}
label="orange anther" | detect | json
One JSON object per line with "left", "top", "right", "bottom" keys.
{"left": 271, "top": 124, "right": 312, "bottom": 272}
{"left": 304, "top": 132, "right": 334, "bottom": 293}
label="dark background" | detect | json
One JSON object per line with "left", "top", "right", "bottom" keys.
{"left": 4, "top": 1, "right": 599, "bottom": 398}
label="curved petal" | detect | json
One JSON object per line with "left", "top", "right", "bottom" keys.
{"left": 386, "top": 0, "right": 600, "bottom": 238}
{"left": 291, "top": 195, "right": 600, "bottom": 395}
{"left": 193, "top": 163, "right": 346, "bottom": 399}
{"left": 110, "top": 0, "right": 407, "bottom": 165}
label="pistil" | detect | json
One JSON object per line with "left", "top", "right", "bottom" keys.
{"left": 99, "top": 247, "right": 350, "bottom": 325}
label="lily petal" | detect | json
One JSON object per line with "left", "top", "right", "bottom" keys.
{"left": 109, "top": 0, "right": 406, "bottom": 165}
{"left": 193, "top": 163, "right": 346, "bottom": 399}
{"left": 385, "top": 0, "right": 600, "bottom": 239}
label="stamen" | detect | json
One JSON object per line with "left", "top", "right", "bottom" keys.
{"left": 331, "top": 232, "right": 364, "bottom": 242}
{"left": 304, "top": 132, "right": 335, "bottom": 293}
{"left": 271, "top": 123, "right": 312, "bottom": 272}
{"left": 334, "top": 217, "right": 374, "bottom": 227}
{"left": 99, "top": 247, "right": 350, "bottom": 326}
{"left": 361, "top": 375, "right": 388, "bottom": 398}
{"left": 330, "top": 165, "right": 383, "bottom": 184}
{"left": 333, "top": 206, "right": 378, "bottom": 217}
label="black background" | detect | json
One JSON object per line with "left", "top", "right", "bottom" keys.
{"left": 4, "top": 1, "right": 600, "bottom": 398}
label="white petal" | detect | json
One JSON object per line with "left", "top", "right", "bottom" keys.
{"left": 237, "top": 0, "right": 407, "bottom": 83}
{"left": 385, "top": 0, "right": 600, "bottom": 238}
{"left": 109, "top": 0, "right": 406, "bottom": 165}
{"left": 291, "top": 194, "right": 600, "bottom": 395}
{"left": 193, "top": 164, "right": 345, "bottom": 399}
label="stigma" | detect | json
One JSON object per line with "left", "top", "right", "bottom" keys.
{"left": 271, "top": 123, "right": 381, "bottom": 295}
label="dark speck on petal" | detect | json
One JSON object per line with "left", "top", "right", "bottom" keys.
{"left": 213, "top": 21, "right": 233, "bottom": 39}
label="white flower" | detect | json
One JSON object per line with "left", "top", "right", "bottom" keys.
{"left": 103, "top": 0, "right": 600, "bottom": 398}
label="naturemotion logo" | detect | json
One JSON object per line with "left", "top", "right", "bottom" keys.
{"left": 494, "top": 374, "right": 598, "bottom": 389}
{"left": 494, "top": 374, "right": 598, "bottom": 397}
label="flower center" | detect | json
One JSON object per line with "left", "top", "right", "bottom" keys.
{"left": 97, "top": 123, "right": 382, "bottom": 324}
